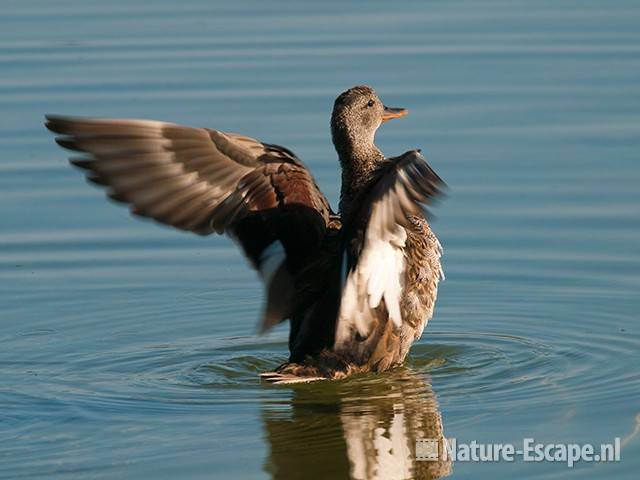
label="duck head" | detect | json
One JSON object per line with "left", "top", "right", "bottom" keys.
{"left": 331, "top": 85, "right": 409, "bottom": 168}
{"left": 331, "top": 85, "right": 408, "bottom": 208}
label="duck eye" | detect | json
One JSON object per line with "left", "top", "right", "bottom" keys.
{"left": 366, "top": 99, "right": 375, "bottom": 108}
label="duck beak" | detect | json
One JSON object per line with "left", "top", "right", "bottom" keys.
{"left": 382, "top": 106, "right": 408, "bottom": 123}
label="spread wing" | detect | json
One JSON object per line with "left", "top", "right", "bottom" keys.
{"left": 45, "top": 115, "right": 333, "bottom": 331}
{"left": 335, "top": 150, "right": 445, "bottom": 352}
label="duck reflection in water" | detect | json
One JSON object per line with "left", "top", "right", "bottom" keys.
{"left": 262, "top": 368, "right": 451, "bottom": 480}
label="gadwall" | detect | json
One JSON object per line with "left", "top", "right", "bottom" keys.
{"left": 45, "top": 85, "right": 445, "bottom": 383}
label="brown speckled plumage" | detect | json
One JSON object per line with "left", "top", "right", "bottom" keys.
{"left": 45, "top": 85, "right": 445, "bottom": 384}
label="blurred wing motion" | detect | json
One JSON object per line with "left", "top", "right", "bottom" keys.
{"left": 335, "top": 150, "right": 445, "bottom": 353}
{"left": 45, "top": 115, "right": 332, "bottom": 330}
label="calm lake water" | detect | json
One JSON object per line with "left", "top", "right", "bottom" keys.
{"left": 1, "top": 1, "right": 639, "bottom": 478}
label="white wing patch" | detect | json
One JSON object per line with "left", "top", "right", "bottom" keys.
{"left": 336, "top": 199, "right": 408, "bottom": 344}
{"left": 360, "top": 225, "right": 407, "bottom": 326}
{"left": 258, "top": 240, "right": 286, "bottom": 287}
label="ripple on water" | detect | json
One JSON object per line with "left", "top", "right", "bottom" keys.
{"left": 411, "top": 325, "right": 640, "bottom": 411}
{"left": 54, "top": 338, "right": 290, "bottom": 413}
{"left": 14, "top": 319, "right": 636, "bottom": 420}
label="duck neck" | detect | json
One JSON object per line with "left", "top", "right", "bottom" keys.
{"left": 335, "top": 135, "right": 385, "bottom": 217}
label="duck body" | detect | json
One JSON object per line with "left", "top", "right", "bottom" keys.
{"left": 272, "top": 152, "right": 444, "bottom": 382}
{"left": 46, "top": 85, "right": 445, "bottom": 383}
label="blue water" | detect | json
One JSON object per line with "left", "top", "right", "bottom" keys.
{"left": 1, "top": 1, "right": 640, "bottom": 478}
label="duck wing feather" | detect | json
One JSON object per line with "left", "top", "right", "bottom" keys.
{"left": 335, "top": 150, "right": 445, "bottom": 361}
{"left": 45, "top": 115, "right": 333, "bottom": 331}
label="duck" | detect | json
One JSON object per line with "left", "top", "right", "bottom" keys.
{"left": 45, "top": 85, "right": 445, "bottom": 384}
